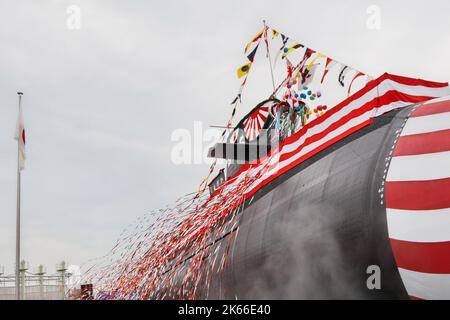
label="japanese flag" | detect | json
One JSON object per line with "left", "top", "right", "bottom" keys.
{"left": 14, "top": 103, "right": 26, "bottom": 171}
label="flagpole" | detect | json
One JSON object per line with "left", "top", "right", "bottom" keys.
{"left": 15, "top": 91, "right": 23, "bottom": 300}
{"left": 263, "top": 20, "right": 276, "bottom": 93}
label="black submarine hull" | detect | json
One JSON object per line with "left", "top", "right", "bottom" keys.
{"left": 192, "top": 106, "right": 415, "bottom": 299}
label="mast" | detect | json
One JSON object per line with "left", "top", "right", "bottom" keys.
{"left": 15, "top": 91, "right": 23, "bottom": 300}
{"left": 263, "top": 20, "right": 276, "bottom": 93}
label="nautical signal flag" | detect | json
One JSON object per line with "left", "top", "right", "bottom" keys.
{"left": 348, "top": 71, "right": 365, "bottom": 96}
{"left": 338, "top": 65, "right": 351, "bottom": 87}
{"left": 306, "top": 53, "right": 325, "bottom": 71}
{"left": 14, "top": 99, "right": 26, "bottom": 171}
{"left": 282, "top": 42, "right": 304, "bottom": 59}
{"left": 302, "top": 64, "right": 320, "bottom": 86}
{"left": 280, "top": 34, "right": 289, "bottom": 49}
{"left": 244, "top": 28, "right": 264, "bottom": 54}
{"left": 273, "top": 34, "right": 290, "bottom": 67}
{"left": 246, "top": 44, "right": 259, "bottom": 62}
{"left": 320, "top": 57, "right": 338, "bottom": 84}
{"left": 237, "top": 62, "right": 252, "bottom": 79}
{"left": 271, "top": 29, "right": 280, "bottom": 39}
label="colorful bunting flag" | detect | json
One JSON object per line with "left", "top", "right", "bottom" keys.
{"left": 285, "top": 58, "right": 294, "bottom": 79}
{"left": 244, "top": 28, "right": 264, "bottom": 53}
{"left": 280, "top": 34, "right": 289, "bottom": 47}
{"left": 320, "top": 57, "right": 338, "bottom": 84}
{"left": 306, "top": 53, "right": 325, "bottom": 71}
{"left": 297, "top": 48, "right": 316, "bottom": 82}
{"left": 273, "top": 33, "right": 290, "bottom": 67}
{"left": 272, "top": 29, "right": 280, "bottom": 39}
{"left": 338, "top": 65, "right": 351, "bottom": 87}
{"left": 237, "top": 62, "right": 252, "bottom": 79}
{"left": 302, "top": 48, "right": 316, "bottom": 62}
{"left": 282, "top": 42, "right": 304, "bottom": 59}
{"left": 303, "top": 63, "right": 320, "bottom": 86}
{"left": 347, "top": 71, "right": 365, "bottom": 96}
{"left": 246, "top": 44, "right": 259, "bottom": 62}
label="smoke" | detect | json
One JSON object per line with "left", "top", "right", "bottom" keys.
{"left": 238, "top": 203, "right": 369, "bottom": 299}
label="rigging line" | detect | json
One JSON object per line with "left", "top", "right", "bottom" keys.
{"left": 265, "top": 22, "right": 372, "bottom": 82}
{"left": 263, "top": 20, "right": 276, "bottom": 93}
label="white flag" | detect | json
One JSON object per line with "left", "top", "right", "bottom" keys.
{"left": 14, "top": 104, "right": 26, "bottom": 171}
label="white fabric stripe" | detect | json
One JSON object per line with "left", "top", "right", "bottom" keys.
{"left": 246, "top": 87, "right": 439, "bottom": 192}
{"left": 375, "top": 101, "right": 416, "bottom": 117}
{"left": 423, "top": 95, "right": 450, "bottom": 104}
{"left": 277, "top": 87, "right": 377, "bottom": 156}
{"left": 400, "top": 112, "right": 450, "bottom": 136}
{"left": 386, "top": 208, "right": 450, "bottom": 243}
{"left": 398, "top": 268, "right": 450, "bottom": 299}
{"left": 279, "top": 109, "right": 373, "bottom": 170}
{"left": 386, "top": 151, "right": 450, "bottom": 182}
{"left": 223, "top": 83, "right": 448, "bottom": 197}
{"left": 378, "top": 80, "right": 450, "bottom": 100}
{"left": 277, "top": 79, "right": 447, "bottom": 158}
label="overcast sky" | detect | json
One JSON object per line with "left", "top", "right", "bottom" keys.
{"left": 1, "top": 0, "right": 449, "bottom": 275}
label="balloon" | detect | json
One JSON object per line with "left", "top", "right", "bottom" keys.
{"left": 284, "top": 47, "right": 288, "bottom": 53}
{"left": 293, "top": 79, "right": 297, "bottom": 85}
{"left": 307, "top": 90, "right": 312, "bottom": 95}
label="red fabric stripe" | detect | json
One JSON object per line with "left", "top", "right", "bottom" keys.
{"left": 280, "top": 101, "right": 375, "bottom": 161}
{"left": 386, "top": 178, "right": 450, "bottom": 210}
{"left": 211, "top": 118, "right": 372, "bottom": 199}
{"left": 281, "top": 90, "right": 427, "bottom": 162}
{"left": 259, "top": 113, "right": 267, "bottom": 123}
{"left": 382, "top": 90, "right": 438, "bottom": 107}
{"left": 245, "top": 119, "right": 373, "bottom": 199}
{"left": 393, "top": 129, "right": 450, "bottom": 156}
{"left": 411, "top": 100, "right": 450, "bottom": 117}
{"left": 276, "top": 72, "right": 385, "bottom": 149}
{"left": 390, "top": 239, "right": 450, "bottom": 274}
{"left": 384, "top": 74, "right": 449, "bottom": 88}
{"left": 219, "top": 74, "right": 448, "bottom": 197}
{"left": 409, "top": 295, "right": 424, "bottom": 300}
{"left": 224, "top": 74, "right": 430, "bottom": 184}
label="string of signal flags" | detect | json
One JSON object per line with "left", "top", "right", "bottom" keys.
{"left": 197, "top": 23, "right": 371, "bottom": 197}
{"left": 233, "top": 23, "right": 372, "bottom": 107}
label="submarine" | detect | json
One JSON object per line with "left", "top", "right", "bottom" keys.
{"left": 155, "top": 74, "right": 450, "bottom": 300}
{"left": 85, "top": 27, "right": 450, "bottom": 300}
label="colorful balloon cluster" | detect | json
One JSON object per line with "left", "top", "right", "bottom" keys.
{"left": 283, "top": 82, "right": 326, "bottom": 116}
{"left": 313, "top": 104, "right": 328, "bottom": 116}
{"left": 298, "top": 86, "right": 321, "bottom": 101}
{"left": 281, "top": 79, "right": 332, "bottom": 125}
